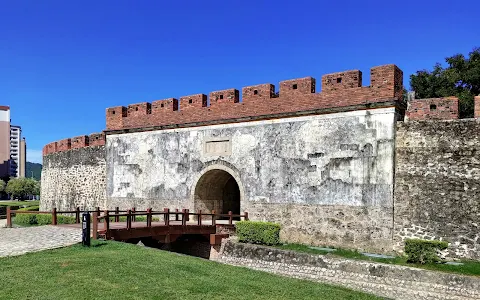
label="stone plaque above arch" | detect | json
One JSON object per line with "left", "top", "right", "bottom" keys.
{"left": 203, "top": 137, "right": 232, "bottom": 156}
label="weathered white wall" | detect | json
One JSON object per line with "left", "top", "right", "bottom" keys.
{"left": 106, "top": 108, "right": 398, "bottom": 252}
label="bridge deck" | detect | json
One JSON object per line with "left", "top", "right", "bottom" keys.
{"left": 6, "top": 207, "right": 247, "bottom": 244}
{"left": 60, "top": 221, "right": 222, "bottom": 240}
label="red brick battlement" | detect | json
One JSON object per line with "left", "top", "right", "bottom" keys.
{"left": 43, "top": 132, "right": 105, "bottom": 156}
{"left": 475, "top": 95, "right": 480, "bottom": 119}
{"left": 405, "top": 97, "right": 459, "bottom": 121}
{"left": 106, "top": 64, "right": 404, "bottom": 131}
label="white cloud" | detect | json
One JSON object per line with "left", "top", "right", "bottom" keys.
{"left": 27, "top": 149, "right": 43, "bottom": 164}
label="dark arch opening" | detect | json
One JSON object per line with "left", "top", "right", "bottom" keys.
{"left": 194, "top": 169, "right": 240, "bottom": 217}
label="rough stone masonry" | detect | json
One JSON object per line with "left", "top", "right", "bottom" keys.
{"left": 40, "top": 63, "right": 480, "bottom": 259}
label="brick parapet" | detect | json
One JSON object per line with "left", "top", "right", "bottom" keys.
{"left": 42, "top": 132, "right": 106, "bottom": 156}
{"left": 106, "top": 64, "right": 404, "bottom": 131}
{"left": 405, "top": 97, "right": 459, "bottom": 121}
{"left": 475, "top": 95, "right": 480, "bottom": 119}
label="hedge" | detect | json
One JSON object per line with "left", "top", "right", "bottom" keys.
{"left": 13, "top": 214, "right": 37, "bottom": 226}
{"left": 17, "top": 206, "right": 40, "bottom": 211}
{"left": 404, "top": 238, "right": 448, "bottom": 264}
{"left": 13, "top": 214, "right": 76, "bottom": 226}
{"left": 236, "top": 221, "right": 281, "bottom": 246}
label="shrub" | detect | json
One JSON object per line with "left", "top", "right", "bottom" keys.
{"left": 17, "top": 206, "right": 40, "bottom": 211}
{"left": 57, "top": 215, "right": 76, "bottom": 224}
{"left": 13, "top": 214, "right": 77, "bottom": 226}
{"left": 236, "top": 221, "right": 281, "bottom": 246}
{"left": 36, "top": 214, "right": 52, "bottom": 225}
{"left": 405, "top": 238, "right": 448, "bottom": 264}
{"left": 13, "top": 214, "right": 37, "bottom": 226}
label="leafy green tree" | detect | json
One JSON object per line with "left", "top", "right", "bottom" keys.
{"left": 0, "top": 179, "right": 5, "bottom": 192}
{"left": 410, "top": 47, "right": 480, "bottom": 118}
{"left": 5, "top": 177, "right": 40, "bottom": 200}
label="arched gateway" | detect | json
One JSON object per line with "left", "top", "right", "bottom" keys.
{"left": 192, "top": 165, "right": 243, "bottom": 216}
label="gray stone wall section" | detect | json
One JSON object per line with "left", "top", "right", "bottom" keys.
{"left": 214, "top": 240, "right": 480, "bottom": 300}
{"left": 40, "top": 146, "right": 106, "bottom": 211}
{"left": 246, "top": 203, "right": 394, "bottom": 253}
{"left": 394, "top": 119, "right": 480, "bottom": 259}
{"left": 107, "top": 108, "right": 398, "bottom": 251}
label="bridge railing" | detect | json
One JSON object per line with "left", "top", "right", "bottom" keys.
{"left": 5, "top": 206, "right": 249, "bottom": 230}
{"left": 5, "top": 206, "right": 127, "bottom": 228}
{"left": 94, "top": 208, "right": 249, "bottom": 240}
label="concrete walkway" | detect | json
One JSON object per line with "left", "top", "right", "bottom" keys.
{"left": 0, "top": 225, "right": 82, "bottom": 257}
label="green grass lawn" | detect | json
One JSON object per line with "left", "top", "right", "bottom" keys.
{"left": 276, "top": 243, "right": 480, "bottom": 277}
{"left": 0, "top": 200, "right": 39, "bottom": 207}
{"left": 0, "top": 241, "right": 381, "bottom": 300}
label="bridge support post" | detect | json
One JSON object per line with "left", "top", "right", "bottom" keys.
{"left": 6, "top": 206, "right": 12, "bottom": 228}
{"left": 52, "top": 208, "right": 57, "bottom": 225}
{"left": 92, "top": 212, "right": 98, "bottom": 240}
{"left": 244, "top": 211, "right": 249, "bottom": 221}
{"left": 127, "top": 209, "right": 132, "bottom": 229}
{"left": 115, "top": 207, "right": 119, "bottom": 222}
{"left": 228, "top": 211, "right": 233, "bottom": 225}
{"left": 182, "top": 209, "right": 187, "bottom": 226}
{"left": 104, "top": 210, "right": 110, "bottom": 239}
{"left": 198, "top": 210, "right": 202, "bottom": 226}
{"left": 146, "top": 208, "right": 152, "bottom": 227}
{"left": 164, "top": 208, "right": 170, "bottom": 226}
{"left": 75, "top": 207, "right": 80, "bottom": 223}
{"left": 212, "top": 210, "right": 216, "bottom": 226}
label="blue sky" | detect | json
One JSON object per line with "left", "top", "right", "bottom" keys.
{"left": 1, "top": 0, "right": 479, "bottom": 163}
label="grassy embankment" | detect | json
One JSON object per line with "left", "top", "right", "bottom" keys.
{"left": 276, "top": 243, "right": 480, "bottom": 277}
{"left": 0, "top": 241, "right": 380, "bottom": 300}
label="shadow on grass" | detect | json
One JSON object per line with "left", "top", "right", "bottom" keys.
{"left": 73, "top": 240, "right": 109, "bottom": 249}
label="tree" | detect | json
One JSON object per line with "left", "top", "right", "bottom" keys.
{"left": 0, "top": 179, "right": 5, "bottom": 192}
{"left": 410, "top": 47, "right": 480, "bottom": 118}
{"left": 5, "top": 177, "right": 40, "bottom": 200}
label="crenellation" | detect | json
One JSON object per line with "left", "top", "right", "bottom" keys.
{"left": 370, "top": 64, "right": 403, "bottom": 100}
{"left": 405, "top": 97, "right": 459, "bottom": 121}
{"left": 106, "top": 106, "right": 127, "bottom": 130}
{"left": 46, "top": 142, "right": 57, "bottom": 155}
{"left": 242, "top": 83, "right": 275, "bottom": 101}
{"left": 152, "top": 98, "right": 178, "bottom": 113}
{"left": 321, "top": 70, "right": 362, "bottom": 92}
{"left": 104, "top": 64, "right": 404, "bottom": 131}
{"left": 71, "top": 135, "right": 89, "bottom": 149}
{"left": 56, "top": 138, "right": 72, "bottom": 152}
{"left": 279, "top": 77, "right": 316, "bottom": 95}
{"left": 179, "top": 94, "right": 208, "bottom": 111}
{"left": 475, "top": 95, "right": 480, "bottom": 119}
{"left": 43, "top": 132, "right": 105, "bottom": 156}
{"left": 127, "top": 102, "right": 152, "bottom": 117}
{"left": 209, "top": 89, "right": 240, "bottom": 107}
{"left": 89, "top": 132, "right": 106, "bottom": 146}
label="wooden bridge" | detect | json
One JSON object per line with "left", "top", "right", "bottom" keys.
{"left": 6, "top": 207, "right": 248, "bottom": 245}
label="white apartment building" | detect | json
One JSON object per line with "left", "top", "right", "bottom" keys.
{"left": 10, "top": 125, "right": 22, "bottom": 177}
{"left": 0, "top": 106, "right": 10, "bottom": 178}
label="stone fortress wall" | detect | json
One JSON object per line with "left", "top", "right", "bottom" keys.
{"left": 394, "top": 96, "right": 480, "bottom": 259}
{"left": 40, "top": 62, "right": 480, "bottom": 259}
{"left": 40, "top": 133, "right": 106, "bottom": 211}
